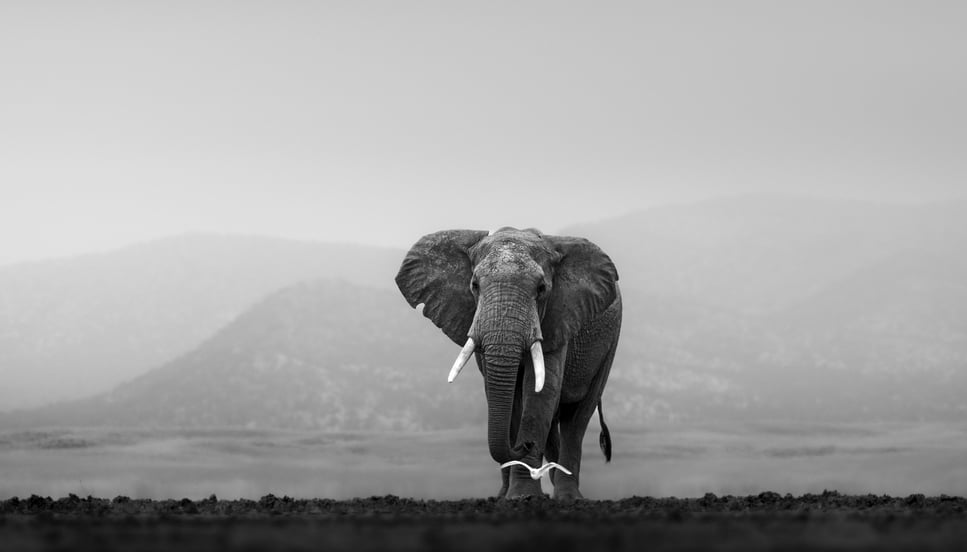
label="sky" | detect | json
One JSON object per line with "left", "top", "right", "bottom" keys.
{"left": 1, "top": 1, "right": 965, "bottom": 265}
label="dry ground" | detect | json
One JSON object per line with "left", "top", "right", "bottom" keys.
{"left": 2, "top": 493, "right": 966, "bottom": 552}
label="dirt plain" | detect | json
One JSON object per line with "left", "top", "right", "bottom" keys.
{"left": 2, "top": 492, "right": 966, "bottom": 552}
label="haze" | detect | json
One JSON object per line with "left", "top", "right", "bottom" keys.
{"left": 2, "top": 1, "right": 965, "bottom": 266}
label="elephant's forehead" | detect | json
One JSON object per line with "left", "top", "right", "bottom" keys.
{"left": 475, "top": 240, "right": 545, "bottom": 275}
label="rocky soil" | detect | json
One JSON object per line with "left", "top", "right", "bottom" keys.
{"left": 2, "top": 492, "right": 966, "bottom": 551}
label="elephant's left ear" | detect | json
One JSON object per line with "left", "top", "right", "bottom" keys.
{"left": 542, "top": 236, "right": 619, "bottom": 351}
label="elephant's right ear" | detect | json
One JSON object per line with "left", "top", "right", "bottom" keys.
{"left": 395, "top": 229, "right": 489, "bottom": 346}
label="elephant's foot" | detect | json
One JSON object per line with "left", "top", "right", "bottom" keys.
{"left": 552, "top": 475, "right": 583, "bottom": 501}
{"left": 504, "top": 464, "right": 545, "bottom": 498}
{"left": 552, "top": 487, "right": 584, "bottom": 501}
{"left": 505, "top": 477, "right": 544, "bottom": 499}
{"left": 497, "top": 468, "right": 510, "bottom": 499}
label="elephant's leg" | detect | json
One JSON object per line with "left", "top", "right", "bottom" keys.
{"left": 553, "top": 401, "right": 595, "bottom": 500}
{"left": 545, "top": 412, "right": 561, "bottom": 486}
{"left": 497, "top": 466, "right": 510, "bottom": 498}
{"left": 505, "top": 348, "right": 566, "bottom": 498}
{"left": 553, "top": 340, "right": 618, "bottom": 501}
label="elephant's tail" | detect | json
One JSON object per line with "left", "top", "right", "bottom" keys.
{"left": 597, "top": 401, "right": 612, "bottom": 463}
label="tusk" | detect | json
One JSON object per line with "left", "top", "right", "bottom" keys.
{"left": 530, "top": 341, "right": 545, "bottom": 393}
{"left": 449, "top": 338, "right": 476, "bottom": 383}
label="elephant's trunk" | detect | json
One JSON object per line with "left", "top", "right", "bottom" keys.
{"left": 477, "top": 283, "right": 541, "bottom": 464}
{"left": 484, "top": 346, "right": 532, "bottom": 463}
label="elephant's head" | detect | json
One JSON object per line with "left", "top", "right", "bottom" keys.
{"left": 395, "top": 227, "right": 619, "bottom": 464}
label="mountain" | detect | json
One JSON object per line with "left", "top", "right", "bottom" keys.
{"left": 3, "top": 280, "right": 484, "bottom": 430}
{"left": 773, "top": 248, "right": 967, "bottom": 345}
{"left": 567, "top": 195, "right": 967, "bottom": 422}
{"left": 566, "top": 195, "right": 967, "bottom": 314}
{"left": 4, "top": 195, "right": 966, "bottom": 428}
{"left": 0, "top": 234, "right": 403, "bottom": 410}
{"left": 742, "top": 248, "right": 967, "bottom": 419}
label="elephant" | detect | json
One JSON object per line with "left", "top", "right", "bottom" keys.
{"left": 395, "top": 227, "right": 622, "bottom": 500}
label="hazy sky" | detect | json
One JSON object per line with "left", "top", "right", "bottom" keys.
{"left": 1, "top": 1, "right": 964, "bottom": 265}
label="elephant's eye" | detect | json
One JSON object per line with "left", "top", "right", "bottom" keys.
{"left": 537, "top": 282, "right": 548, "bottom": 297}
{"left": 471, "top": 280, "right": 479, "bottom": 293}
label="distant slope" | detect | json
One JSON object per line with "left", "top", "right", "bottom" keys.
{"left": 4, "top": 280, "right": 484, "bottom": 430}
{"left": 566, "top": 195, "right": 967, "bottom": 314}
{"left": 569, "top": 196, "right": 967, "bottom": 421}
{"left": 0, "top": 235, "right": 403, "bottom": 410}
{"left": 754, "top": 248, "right": 967, "bottom": 413}
{"left": 773, "top": 249, "right": 967, "bottom": 342}
{"left": 5, "top": 195, "right": 967, "bottom": 427}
